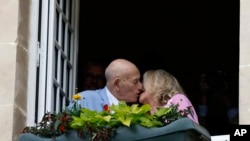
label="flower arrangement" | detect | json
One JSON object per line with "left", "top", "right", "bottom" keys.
{"left": 22, "top": 94, "right": 192, "bottom": 141}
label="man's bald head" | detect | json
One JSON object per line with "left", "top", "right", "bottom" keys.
{"left": 104, "top": 58, "right": 143, "bottom": 103}
{"left": 105, "top": 59, "right": 139, "bottom": 81}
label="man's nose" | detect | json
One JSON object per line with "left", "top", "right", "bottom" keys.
{"left": 139, "top": 83, "right": 144, "bottom": 93}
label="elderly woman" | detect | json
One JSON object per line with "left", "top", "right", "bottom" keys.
{"left": 139, "top": 69, "right": 199, "bottom": 124}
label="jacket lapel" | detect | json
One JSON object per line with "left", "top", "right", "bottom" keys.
{"left": 99, "top": 87, "right": 110, "bottom": 105}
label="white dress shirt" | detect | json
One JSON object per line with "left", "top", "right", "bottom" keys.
{"left": 105, "top": 87, "right": 119, "bottom": 106}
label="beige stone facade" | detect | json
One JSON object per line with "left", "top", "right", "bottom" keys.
{"left": 0, "top": 0, "right": 249, "bottom": 141}
{"left": 239, "top": 0, "right": 250, "bottom": 124}
{"left": 0, "top": 0, "right": 18, "bottom": 141}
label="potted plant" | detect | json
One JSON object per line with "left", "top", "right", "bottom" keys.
{"left": 19, "top": 94, "right": 211, "bottom": 141}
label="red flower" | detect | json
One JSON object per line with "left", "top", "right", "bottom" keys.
{"left": 103, "top": 104, "right": 110, "bottom": 113}
{"left": 58, "top": 124, "right": 66, "bottom": 133}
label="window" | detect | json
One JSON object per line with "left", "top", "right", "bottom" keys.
{"left": 27, "top": 0, "right": 79, "bottom": 124}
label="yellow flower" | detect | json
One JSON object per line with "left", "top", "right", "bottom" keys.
{"left": 72, "top": 93, "right": 81, "bottom": 100}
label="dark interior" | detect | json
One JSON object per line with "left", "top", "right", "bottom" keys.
{"left": 78, "top": 0, "right": 239, "bottom": 135}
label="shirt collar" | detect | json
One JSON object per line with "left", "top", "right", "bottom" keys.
{"left": 105, "top": 87, "right": 119, "bottom": 106}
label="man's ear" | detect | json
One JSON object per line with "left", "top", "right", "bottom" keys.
{"left": 114, "top": 78, "right": 121, "bottom": 90}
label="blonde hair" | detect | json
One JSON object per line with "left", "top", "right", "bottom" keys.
{"left": 143, "top": 69, "right": 185, "bottom": 106}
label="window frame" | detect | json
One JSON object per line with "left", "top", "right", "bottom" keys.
{"left": 27, "top": 0, "right": 79, "bottom": 125}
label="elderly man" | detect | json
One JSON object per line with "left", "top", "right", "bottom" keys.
{"left": 69, "top": 58, "right": 144, "bottom": 111}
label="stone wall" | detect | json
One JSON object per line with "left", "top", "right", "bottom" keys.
{"left": 239, "top": 0, "right": 250, "bottom": 124}
{"left": 0, "top": 0, "right": 18, "bottom": 141}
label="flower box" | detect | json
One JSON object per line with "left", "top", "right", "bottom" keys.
{"left": 18, "top": 118, "right": 211, "bottom": 141}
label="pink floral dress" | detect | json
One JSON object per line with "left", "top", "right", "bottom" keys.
{"left": 164, "top": 93, "right": 199, "bottom": 124}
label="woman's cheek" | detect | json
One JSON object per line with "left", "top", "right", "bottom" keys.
{"left": 139, "top": 94, "right": 146, "bottom": 104}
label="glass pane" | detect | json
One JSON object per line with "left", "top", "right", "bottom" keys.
{"left": 59, "top": 90, "right": 64, "bottom": 111}
{"left": 56, "top": 10, "right": 60, "bottom": 42}
{"left": 54, "top": 47, "right": 58, "bottom": 80}
{"left": 63, "top": 0, "right": 67, "bottom": 14}
{"left": 66, "top": 65, "right": 70, "bottom": 106}
{"left": 61, "top": 56, "right": 65, "bottom": 88}
{"left": 67, "top": 29, "right": 71, "bottom": 60}
{"left": 69, "top": 0, "right": 72, "bottom": 24}
{"left": 53, "top": 84, "right": 57, "bottom": 112}
{"left": 62, "top": 21, "right": 65, "bottom": 51}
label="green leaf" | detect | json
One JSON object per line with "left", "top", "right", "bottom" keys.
{"left": 54, "top": 119, "right": 61, "bottom": 130}
{"left": 139, "top": 104, "right": 151, "bottom": 113}
{"left": 154, "top": 107, "right": 172, "bottom": 117}
{"left": 70, "top": 116, "right": 85, "bottom": 129}
{"left": 95, "top": 115, "right": 112, "bottom": 122}
{"left": 118, "top": 116, "right": 133, "bottom": 127}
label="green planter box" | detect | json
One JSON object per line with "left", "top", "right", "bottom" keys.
{"left": 18, "top": 118, "right": 211, "bottom": 141}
